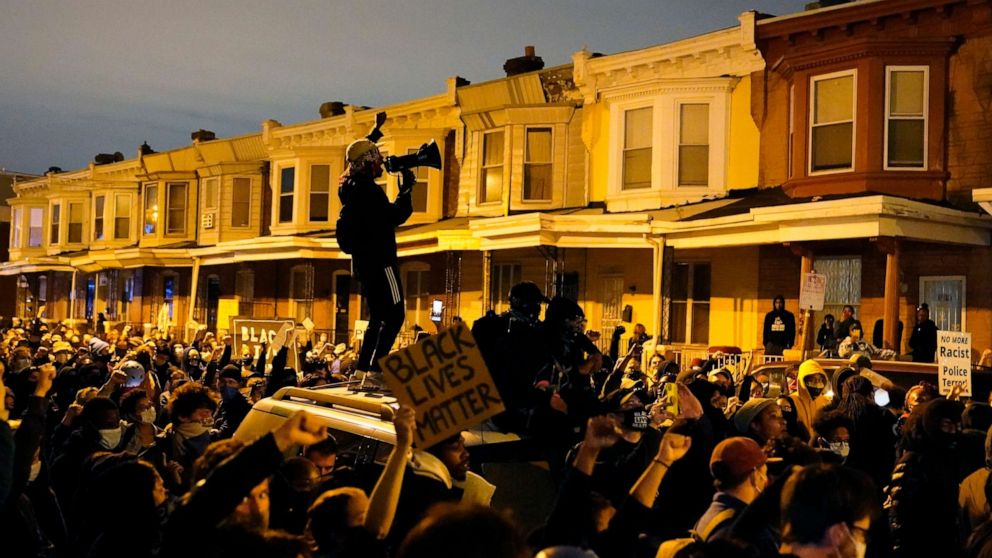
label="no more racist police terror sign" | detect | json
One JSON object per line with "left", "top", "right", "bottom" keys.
{"left": 379, "top": 323, "right": 505, "bottom": 448}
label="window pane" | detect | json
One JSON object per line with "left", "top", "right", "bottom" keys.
{"left": 811, "top": 123, "right": 853, "bottom": 171}
{"left": 483, "top": 132, "right": 504, "bottom": 165}
{"left": 671, "top": 263, "right": 689, "bottom": 301}
{"left": 310, "top": 165, "right": 330, "bottom": 221}
{"left": 280, "top": 167, "right": 295, "bottom": 223}
{"left": 114, "top": 194, "right": 129, "bottom": 239}
{"left": 624, "top": 108, "right": 652, "bottom": 149}
{"left": 670, "top": 302, "right": 687, "bottom": 344}
{"left": 693, "top": 264, "right": 711, "bottom": 300}
{"left": 94, "top": 196, "right": 105, "bottom": 241}
{"left": 28, "top": 208, "right": 42, "bottom": 247}
{"left": 167, "top": 183, "right": 187, "bottom": 234}
{"left": 524, "top": 164, "right": 552, "bottom": 201}
{"left": 144, "top": 185, "right": 158, "bottom": 235}
{"left": 680, "top": 104, "right": 709, "bottom": 145}
{"left": 50, "top": 204, "right": 60, "bottom": 244}
{"left": 890, "top": 71, "right": 925, "bottom": 115}
{"left": 68, "top": 203, "right": 83, "bottom": 243}
{"left": 526, "top": 129, "right": 552, "bottom": 162}
{"left": 888, "top": 120, "right": 925, "bottom": 168}
{"left": 204, "top": 178, "right": 218, "bottom": 209}
{"left": 481, "top": 167, "right": 503, "bottom": 204}
{"left": 623, "top": 149, "right": 652, "bottom": 190}
{"left": 814, "top": 75, "right": 854, "bottom": 124}
{"left": 12, "top": 208, "right": 21, "bottom": 247}
{"left": 679, "top": 146, "right": 709, "bottom": 186}
{"left": 281, "top": 167, "right": 295, "bottom": 194}
{"left": 691, "top": 302, "right": 710, "bottom": 344}
{"left": 232, "top": 178, "right": 251, "bottom": 227}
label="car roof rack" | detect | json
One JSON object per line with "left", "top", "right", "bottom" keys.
{"left": 271, "top": 387, "right": 396, "bottom": 422}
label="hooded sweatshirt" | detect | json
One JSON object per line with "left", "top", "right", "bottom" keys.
{"left": 790, "top": 361, "right": 829, "bottom": 442}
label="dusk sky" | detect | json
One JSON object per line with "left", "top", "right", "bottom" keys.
{"left": 1, "top": 0, "right": 803, "bottom": 175}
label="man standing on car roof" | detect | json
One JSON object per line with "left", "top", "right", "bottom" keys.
{"left": 337, "top": 112, "right": 417, "bottom": 390}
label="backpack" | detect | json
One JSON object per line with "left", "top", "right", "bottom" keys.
{"left": 655, "top": 508, "right": 737, "bottom": 557}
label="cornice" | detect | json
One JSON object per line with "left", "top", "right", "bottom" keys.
{"left": 599, "top": 76, "right": 740, "bottom": 102}
{"left": 773, "top": 37, "right": 957, "bottom": 77}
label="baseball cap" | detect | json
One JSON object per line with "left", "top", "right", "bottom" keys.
{"left": 509, "top": 281, "right": 550, "bottom": 304}
{"left": 710, "top": 436, "right": 767, "bottom": 483}
{"left": 733, "top": 398, "right": 777, "bottom": 434}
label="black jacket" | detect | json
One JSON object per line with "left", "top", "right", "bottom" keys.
{"left": 908, "top": 319, "right": 938, "bottom": 362}
{"left": 338, "top": 172, "right": 413, "bottom": 270}
{"left": 762, "top": 310, "right": 795, "bottom": 349}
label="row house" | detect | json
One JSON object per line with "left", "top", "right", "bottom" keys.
{"left": 6, "top": 0, "right": 992, "bottom": 359}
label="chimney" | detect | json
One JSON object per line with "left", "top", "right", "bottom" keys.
{"left": 319, "top": 101, "right": 348, "bottom": 118}
{"left": 47, "top": 166, "right": 62, "bottom": 174}
{"left": 191, "top": 129, "right": 216, "bottom": 142}
{"left": 139, "top": 141, "right": 156, "bottom": 155}
{"left": 503, "top": 45, "right": 545, "bottom": 77}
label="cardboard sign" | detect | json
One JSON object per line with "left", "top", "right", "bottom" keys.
{"left": 937, "top": 330, "right": 972, "bottom": 396}
{"left": 379, "top": 324, "right": 505, "bottom": 448}
{"left": 799, "top": 272, "right": 827, "bottom": 311}
{"left": 354, "top": 319, "right": 369, "bottom": 341}
{"left": 230, "top": 318, "right": 300, "bottom": 372}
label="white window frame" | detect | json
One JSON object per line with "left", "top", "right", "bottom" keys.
{"left": 93, "top": 195, "right": 106, "bottom": 242}
{"left": 278, "top": 165, "right": 296, "bottom": 224}
{"left": 165, "top": 182, "right": 188, "bottom": 235}
{"left": 11, "top": 207, "right": 22, "bottom": 249}
{"left": 143, "top": 183, "right": 158, "bottom": 236}
{"left": 808, "top": 69, "right": 857, "bottom": 176}
{"left": 884, "top": 65, "right": 929, "bottom": 171}
{"left": 676, "top": 102, "right": 711, "bottom": 188}
{"left": 67, "top": 201, "right": 85, "bottom": 245}
{"left": 231, "top": 177, "right": 253, "bottom": 228}
{"left": 919, "top": 275, "right": 966, "bottom": 332}
{"left": 308, "top": 163, "right": 332, "bottom": 223}
{"left": 523, "top": 126, "right": 554, "bottom": 202}
{"left": 50, "top": 202, "right": 61, "bottom": 245}
{"left": 203, "top": 177, "right": 219, "bottom": 210}
{"left": 479, "top": 130, "right": 506, "bottom": 206}
{"left": 620, "top": 104, "right": 655, "bottom": 192}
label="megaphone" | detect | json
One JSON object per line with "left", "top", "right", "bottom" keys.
{"left": 384, "top": 140, "right": 442, "bottom": 173}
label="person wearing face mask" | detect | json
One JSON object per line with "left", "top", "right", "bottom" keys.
{"left": 811, "top": 410, "right": 853, "bottom": 464}
{"left": 120, "top": 388, "right": 161, "bottom": 453}
{"left": 888, "top": 398, "right": 966, "bottom": 558}
{"left": 834, "top": 376, "right": 896, "bottom": 492}
{"left": 789, "top": 360, "right": 830, "bottom": 443}
{"left": 214, "top": 364, "right": 252, "bottom": 440}
{"left": 181, "top": 347, "right": 206, "bottom": 382}
{"left": 154, "top": 381, "right": 219, "bottom": 492}
{"left": 776, "top": 396, "right": 810, "bottom": 441}
{"left": 693, "top": 437, "right": 768, "bottom": 542}
{"left": 51, "top": 340, "right": 74, "bottom": 370}
{"left": 779, "top": 464, "right": 877, "bottom": 558}
{"left": 50, "top": 396, "right": 133, "bottom": 508}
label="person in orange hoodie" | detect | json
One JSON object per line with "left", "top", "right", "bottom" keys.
{"left": 790, "top": 359, "right": 830, "bottom": 442}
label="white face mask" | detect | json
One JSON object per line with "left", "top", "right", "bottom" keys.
{"left": 830, "top": 441, "right": 851, "bottom": 459}
{"left": 28, "top": 459, "right": 42, "bottom": 482}
{"left": 99, "top": 426, "right": 123, "bottom": 449}
{"left": 176, "top": 421, "right": 211, "bottom": 438}
{"left": 140, "top": 407, "right": 157, "bottom": 424}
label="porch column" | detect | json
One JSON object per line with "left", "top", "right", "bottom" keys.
{"left": 882, "top": 239, "right": 901, "bottom": 351}
{"left": 481, "top": 250, "right": 492, "bottom": 312}
{"left": 649, "top": 235, "right": 666, "bottom": 344}
{"left": 186, "top": 257, "right": 201, "bottom": 341}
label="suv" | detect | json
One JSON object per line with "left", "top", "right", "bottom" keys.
{"left": 234, "top": 385, "right": 556, "bottom": 530}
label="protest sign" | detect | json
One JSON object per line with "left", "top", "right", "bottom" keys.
{"left": 230, "top": 318, "right": 300, "bottom": 371}
{"left": 937, "top": 330, "right": 972, "bottom": 396}
{"left": 799, "top": 272, "right": 826, "bottom": 311}
{"left": 354, "top": 319, "right": 369, "bottom": 341}
{"left": 379, "top": 323, "right": 505, "bottom": 448}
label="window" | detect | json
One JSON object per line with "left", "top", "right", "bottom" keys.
{"left": 68, "top": 202, "right": 84, "bottom": 244}
{"left": 309, "top": 165, "right": 330, "bottom": 222}
{"left": 810, "top": 71, "right": 855, "bottom": 173}
{"left": 114, "top": 194, "right": 130, "bottom": 239}
{"left": 622, "top": 107, "right": 652, "bottom": 190}
{"left": 480, "top": 131, "right": 504, "bottom": 204}
{"left": 407, "top": 149, "right": 429, "bottom": 212}
{"left": 50, "top": 204, "right": 61, "bottom": 245}
{"left": 524, "top": 128, "right": 553, "bottom": 201}
{"left": 490, "top": 263, "right": 521, "bottom": 313}
{"left": 814, "top": 255, "right": 862, "bottom": 321}
{"left": 203, "top": 178, "right": 218, "bottom": 210}
{"left": 143, "top": 184, "right": 158, "bottom": 235}
{"left": 920, "top": 276, "right": 965, "bottom": 332}
{"left": 290, "top": 264, "right": 314, "bottom": 323}
{"left": 11, "top": 208, "right": 21, "bottom": 248}
{"left": 166, "top": 183, "right": 187, "bottom": 234}
{"left": 678, "top": 104, "right": 710, "bottom": 187}
{"left": 279, "top": 167, "right": 295, "bottom": 223}
{"left": 669, "top": 262, "right": 710, "bottom": 344}
{"left": 93, "top": 195, "right": 105, "bottom": 241}
{"left": 232, "top": 178, "right": 252, "bottom": 227}
{"left": 163, "top": 274, "right": 176, "bottom": 320}
{"left": 28, "top": 208, "right": 43, "bottom": 248}
{"left": 885, "top": 67, "right": 928, "bottom": 169}
{"left": 236, "top": 269, "right": 255, "bottom": 316}
{"left": 405, "top": 268, "right": 430, "bottom": 328}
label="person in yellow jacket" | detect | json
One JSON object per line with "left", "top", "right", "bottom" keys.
{"left": 790, "top": 359, "right": 830, "bottom": 442}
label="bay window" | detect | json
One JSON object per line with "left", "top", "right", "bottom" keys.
{"left": 810, "top": 70, "right": 856, "bottom": 173}
{"left": 885, "top": 66, "right": 928, "bottom": 169}
{"left": 166, "top": 182, "right": 187, "bottom": 234}
{"left": 622, "top": 107, "right": 652, "bottom": 190}
{"left": 678, "top": 103, "right": 710, "bottom": 187}
{"left": 524, "top": 128, "right": 553, "bottom": 201}
{"left": 480, "top": 131, "right": 505, "bottom": 204}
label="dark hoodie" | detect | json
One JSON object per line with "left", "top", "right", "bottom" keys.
{"left": 887, "top": 399, "right": 965, "bottom": 558}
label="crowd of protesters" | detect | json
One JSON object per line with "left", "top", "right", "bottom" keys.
{"left": 2, "top": 282, "right": 991, "bottom": 558}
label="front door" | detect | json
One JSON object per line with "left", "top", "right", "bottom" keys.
{"left": 920, "top": 276, "right": 965, "bottom": 332}
{"left": 600, "top": 276, "right": 624, "bottom": 352}
{"left": 334, "top": 274, "right": 352, "bottom": 344}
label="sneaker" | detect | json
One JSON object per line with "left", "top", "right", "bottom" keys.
{"left": 357, "top": 371, "right": 388, "bottom": 392}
